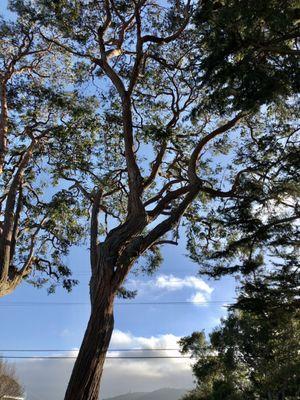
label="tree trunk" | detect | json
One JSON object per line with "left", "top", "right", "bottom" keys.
{"left": 0, "top": 82, "right": 8, "bottom": 174}
{"left": 64, "top": 275, "right": 115, "bottom": 400}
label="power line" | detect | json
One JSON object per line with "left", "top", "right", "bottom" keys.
{"left": 0, "top": 300, "right": 230, "bottom": 306}
{"left": 0, "top": 348, "right": 180, "bottom": 352}
{"left": 72, "top": 271, "right": 200, "bottom": 276}
{"left": 0, "top": 356, "right": 190, "bottom": 360}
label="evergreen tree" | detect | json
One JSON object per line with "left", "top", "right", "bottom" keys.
{"left": 0, "top": 16, "right": 98, "bottom": 296}
{"left": 193, "top": 0, "right": 300, "bottom": 113}
{"left": 180, "top": 274, "right": 300, "bottom": 399}
{"left": 6, "top": 1, "right": 299, "bottom": 399}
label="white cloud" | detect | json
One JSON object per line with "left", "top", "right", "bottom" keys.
{"left": 127, "top": 274, "right": 214, "bottom": 307}
{"left": 155, "top": 275, "right": 213, "bottom": 294}
{"left": 189, "top": 292, "right": 207, "bottom": 306}
{"left": 109, "top": 330, "right": 134, "bottom": 347}
{"left": 110, "top": 330, "right": 182, "bottom": 353}
{"left": 15, "top": 330, "right": 193, "bottom": 400}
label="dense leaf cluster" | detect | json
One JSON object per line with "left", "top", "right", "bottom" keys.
{"left": 194, "top": 0, "right": 300, "bottom": 113}
{"left": 181, "top": 280, "right": 300, "bottom": 399}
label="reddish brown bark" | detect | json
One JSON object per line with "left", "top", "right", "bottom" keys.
{"left": 0, "top": 82, "right": 8, "bottom": 174}
{"left": 64, "top": 252, "right": 116, "bottom": 400}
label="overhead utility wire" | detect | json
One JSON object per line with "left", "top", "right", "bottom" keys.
{"left": 0, "top": 356, "right": 191, "bottom": 360}
{"left": 0, "top": 300, "right": 231, "bottom": 306}
{"left": 0, "top": 348, "right": 181, "bottom": 352}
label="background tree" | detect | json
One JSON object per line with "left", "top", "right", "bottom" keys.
{"left": 0, "top": 359, "right": 24, "bottom": 399}
{"left": 193, "top": 0, "right": 300, "bottom": 113}
{"left": 9, "top": 0, "right": 300, "bottom": 399}
{"left": 0, "top": 16, "right": 98, "bottom": 296}
{"left": 180, "top": 273, "right": 300, "bottom": 400}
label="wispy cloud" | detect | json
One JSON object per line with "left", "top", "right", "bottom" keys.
{"left": 127, "top": 274, "right": 214, "bottom": 306}
{"left": 154, "top": 275, "right": 213, "bottom": 294}
{"left": 59, "top": 328, "right": 71, "bottom": 338}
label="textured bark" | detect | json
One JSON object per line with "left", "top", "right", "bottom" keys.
{"left": 0, "top": 145, "right": 34, "bottom": 284}
{"left": 121, "top": 95, "right": 144, "bottom": 215}
{"left": 0, "top": 82, "right": 8, "bottom": 174}
{"left": 64, "top": 254, "right": 116, "bottom": 400}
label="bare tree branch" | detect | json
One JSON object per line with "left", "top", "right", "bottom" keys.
{"left": 188, "top": 113, "right": 246, "bottom": 184}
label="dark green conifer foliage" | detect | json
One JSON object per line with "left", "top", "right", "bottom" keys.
{"left": 193, "top": 0, "right": 300, "bottom": 113}
{"left": 180, "top": 273, "right": 300, "bottom": 399}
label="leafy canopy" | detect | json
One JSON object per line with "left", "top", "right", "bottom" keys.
{"left": 8, "top": 0, "right": 299, "bottom": 289}
{"left": 6, "top": 1, "right": 299, "bottom": 398}
{"left": 193, "top": 0, "right": 300, "bottom": 113}
{"left": 0, "top": 15, "right": 98, "bottom": 295}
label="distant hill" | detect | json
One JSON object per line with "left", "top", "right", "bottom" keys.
{"left": 104, "top": 393, "right": 146, "bottom": 400}
{"left": 104, "top": 388, "right": 187, "bottom": 400}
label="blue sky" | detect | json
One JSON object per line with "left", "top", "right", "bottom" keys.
{"left": 0, "top": 1, "right": 237, "bottom": 398}
{"left": 1, "top": 240, "right": 236, "bottom": 399}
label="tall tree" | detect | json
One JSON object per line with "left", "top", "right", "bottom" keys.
{"left": 10, "top": 1, "right": 299, "bottom": 399}
{"left": 0, "top": 16, "right": 97, "bottom": 296}
{"left": 180, "top": 272, "right": 300, "bottom": 399}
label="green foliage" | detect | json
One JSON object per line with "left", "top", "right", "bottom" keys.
{"left": 186, "top": 105, "right": 299, "bottom": 279}
{"left": 136, "top": 246, "right": 164, "bottom": 276}
{"left": 181, "top": 282, "right": 300, "bottom": 399}
{"left": 193, "top": 0, "right": 300, "bottom": 113}
{"left": 0, "top": 15, "right": 98, "bottom": 293}
{"left": 116, "top": 286, "right": 137, "bottom": 299}
{"left": 3, "top": 1, "right": 297, "bottom": 397}
{"left": 6, "top": 0, "right": 298, "bottom": 297}
{"left": 144, "top": 124, "right": 173, "bottom": 141}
